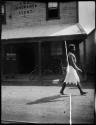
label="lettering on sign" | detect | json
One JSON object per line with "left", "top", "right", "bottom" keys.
{"left": 6, "top": 53, "right": 16, "bottom": 60}
{"left": 14, "top": 2, "right": 37, "bottom": 16}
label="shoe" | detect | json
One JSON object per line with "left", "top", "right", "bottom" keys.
{"left": 60, "top": 92, "right": 64, "bottom": 95}
{"left": 80, "top": 91, "right": 87, "bottom": 95}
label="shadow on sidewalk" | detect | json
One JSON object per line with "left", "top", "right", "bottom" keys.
{"left": 26, "top": 94, "right": 69, "bottom": 105}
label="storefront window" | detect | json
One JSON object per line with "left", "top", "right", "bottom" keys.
{"left": 51, "top": 42, "right": 62, "bottom": 56}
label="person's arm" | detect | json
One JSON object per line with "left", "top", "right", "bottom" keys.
{"left": 71, "top": 56, "right": 82, "bottom": 72}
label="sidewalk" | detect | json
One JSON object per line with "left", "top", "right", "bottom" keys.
{"left": 2, "top": 74, "right": 94, "bottom": 89}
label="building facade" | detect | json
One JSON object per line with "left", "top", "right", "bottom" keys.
{"left": 1, "top": 1, "right": 95, "bottom": 80}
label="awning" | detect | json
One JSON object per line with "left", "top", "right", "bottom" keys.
{"left": 1, "top": 23, "right": 87, "bottom": 40}
{"left": 79, "top": 25, "right": 95, "bottom": 34}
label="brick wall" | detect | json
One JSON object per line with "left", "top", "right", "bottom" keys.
{"left": 2, "top": 1, "right": 77, "bottom": 29}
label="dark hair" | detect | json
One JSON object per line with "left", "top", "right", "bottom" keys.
{"left": 69, "top": 44, "right": 75, "bottom": 52}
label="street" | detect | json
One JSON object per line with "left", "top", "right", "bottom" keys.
{"left": 1, "top": 85, "right": 95, "bottom": 124}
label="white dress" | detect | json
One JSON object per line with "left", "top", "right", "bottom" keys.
{"left": 64, "top": 53, "right": 80, "bottom": 85}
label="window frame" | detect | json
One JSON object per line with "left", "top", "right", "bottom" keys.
{"left": 1, "top": 1, "right": 6, "bottom": 24}
{"left": 46, "top": 2, "right": 60, "bottom": 20}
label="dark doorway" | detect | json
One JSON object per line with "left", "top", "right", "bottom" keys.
{"left": 16, "top": 43, "right": 36, "bottom": 74}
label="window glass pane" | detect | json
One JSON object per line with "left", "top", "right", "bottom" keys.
{"left": 51, "top": 43, "right": 62, "bottom": 56}
{"left": 1, "top": 2, "right": 6, "bottom": 24}
{"left": 48, "top": 9, "right": 58, "bottom": 18}
{"left": 48, "top": 2, "right": 58, "bottom": 8}
{"left": 1, "top": 5, "right": 4, "bottom": 14}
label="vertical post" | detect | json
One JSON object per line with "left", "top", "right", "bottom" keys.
{"left": 83, "top": 40, "right": 87, "bottom": 81}
{"left": 38, "top": 41, "right": 42, "bottom": 77}
{"left": 1, "top": 43, "right": 4, "bottom": 81}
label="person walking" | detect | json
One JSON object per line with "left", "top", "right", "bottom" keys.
{"left": 60, "top": 44, "right": 87, "bottom": 95}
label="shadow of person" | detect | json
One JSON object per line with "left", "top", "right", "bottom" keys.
{"left": 26, "top": 94, "right": 69, "bottom": 105}
{"left": 71, "top": 94, "right": 87, "bottom": 97}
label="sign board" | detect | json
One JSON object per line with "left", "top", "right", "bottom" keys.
{"left": 6, "top": 53, "right": 16, "bottom": 60}
{"left": 13, "top": 2, "right": 38, "bottom": 17}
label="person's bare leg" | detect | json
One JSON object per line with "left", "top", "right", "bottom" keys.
{"left": 77, "top": 82, "right": 87, "bottom": 95}
{"left": 60, "top": 82, "right": 66, "bottom": 95}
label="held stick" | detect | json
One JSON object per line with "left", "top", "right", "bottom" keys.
{"left": 65, "top": 41, "right": 69, "bottom": 65}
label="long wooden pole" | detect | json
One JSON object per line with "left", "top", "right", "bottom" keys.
{"left": 38, "top": 41, "right": 41, "bottom": 77}
{"left": 65, "top": 41, "right": 69, "bottom": 65}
